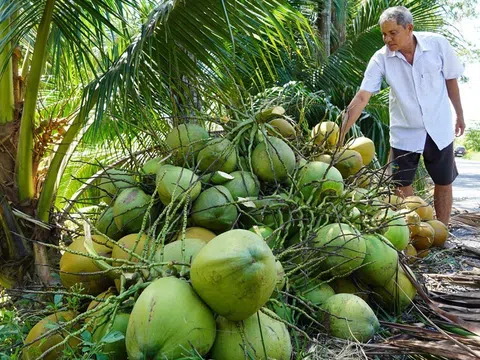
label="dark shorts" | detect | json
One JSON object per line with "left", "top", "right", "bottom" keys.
{"left": 391, "top": 134, "right": 458, "bottom": 187}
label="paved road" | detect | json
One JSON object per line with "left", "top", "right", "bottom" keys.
{"left": 453, "top": 158, "right": 480, "bottom": 212}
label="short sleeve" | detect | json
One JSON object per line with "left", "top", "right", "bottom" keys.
{"left": 360, "top": 56, "right": 384, "bottom": 94}
{"left": 438, "top": 36, "right": 464, "bottom": 79}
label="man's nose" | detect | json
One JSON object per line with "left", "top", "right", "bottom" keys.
{"left": 384, "top": 35, "right": 391, "bottom": 43}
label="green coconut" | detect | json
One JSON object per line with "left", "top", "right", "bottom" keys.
{"left": 92, "top": 313, "right": 130, "bottom": 360}
{"left": 376, "top": 209, "right": 410, "bottom": 251}
{"left": 331, "top": 277, "right": 369, "bottom": 302}
{"left": 96, "top": 207, "right": 124, "bottom": 241}
{"left": 97, "top": 169, "right": 135, "bottom": 205}
{"left": 296, "top": 161, "right": 344, "bottom": 202}
{"left": 355, "top": 234, "right": 399, "bottom": 286}
{"left": 191, "top": 185, "right": 238, "bottom": 232}
{"left": 373, "top": 265, "right": 417, "bottom": 314}
{"left": 252, "top": 137, "right": 296, "bottom": 183}
{"left": 275, "top": 260, "right": 286, "bottom": 291}
{"left": 154, "top": 238, "right": 206, "bottom": 274}
{"left": 249, "top": 225, "right": 276, "bottom": 248}
{"left": 241, "top": 195, "right": 295, "bottom": 238}
{"left": 298, "top": 281, "right": 335, "bottom": 306}
{"left": 165, "top": 124, "right": 210, "bottom": 166}
{"left": 60, "top": 235, "right": 113, "bottom": 295}
{"left": 112, "top": 187, "right": 157, "bottom": 234}
{"left": 191, "top": 229, "right": 277, "bottom": 321}
{"left": 223, "top": 171, "right": 260, "bottom": 200}
{"left": 197, "top": 138, "right": 238, "bottom": 173}
{"left": 156, "top": 165, "right": 201, "bottom": 205}
{"left": 210, "top": 311, "right": 292, "bottom": 360}
{"left": 22, "top": 311, "right": 80, "bottom": 360}
{"left": 313, "top": 223, "right": 366, "bottom": 277}
{"left": 320, "top": 294, "right": 380, "bottom": 342}
{"left": 126, "top": 277, "right": 216, "bottom": 359}
{"left": 141, "top": 157, "right": 166, "bottom": 186}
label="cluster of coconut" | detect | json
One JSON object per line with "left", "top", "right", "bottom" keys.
{"left": 23, "top": 107, "right": 439, "bottom": 359}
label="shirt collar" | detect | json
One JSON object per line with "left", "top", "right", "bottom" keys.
{"left": 386, "top": 32, "right": 430, "bottom": 58}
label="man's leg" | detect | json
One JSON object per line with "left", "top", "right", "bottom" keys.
{"left": 422, "top": 135, "right": 458, "bottom": 227}
{"left": 390, "top": 148, "right": 420, "bottom": 197}
{"left": 395, "top": 185, "right": 414, "bottom": 198}
{"left": 434, "top": 184, "right": 453, "bottom": 226}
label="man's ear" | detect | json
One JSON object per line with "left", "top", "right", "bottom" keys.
{"left": 407, "top": 23, "right": 414, "bottom": 33}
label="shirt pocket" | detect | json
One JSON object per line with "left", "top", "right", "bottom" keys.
{"left": 420, "top": 66, "right": 444, "bottom": 89}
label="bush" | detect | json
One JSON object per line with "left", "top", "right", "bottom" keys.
{"left": 464, "top": 129, "right": 480, "bottom": 152}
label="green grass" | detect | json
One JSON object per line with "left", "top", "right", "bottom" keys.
{"left": 462, "top": 151, "right": 480, "bottom": 160}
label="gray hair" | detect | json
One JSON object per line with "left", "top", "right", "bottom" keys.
{"left": 379, "top": 6, "right": 413, "bottom": 28}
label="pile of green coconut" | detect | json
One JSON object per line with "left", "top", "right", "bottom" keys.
{"left": 22, "top": 107, "right": 448, "bottom": 360}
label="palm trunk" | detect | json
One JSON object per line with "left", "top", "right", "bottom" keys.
{"left": 316, "top": 0, "right": 332, "bottom": 58}
{"left": 330, "top": 2, "right": 346, "bottom": 54}
{"left": 0, "top": 15, "right": 17, "bottom": 203}
{"left": 0, "top": 17, "right": 14, "bottom": 125}
{"left": 16, "top": 0, "right": 56, "bottom": 202}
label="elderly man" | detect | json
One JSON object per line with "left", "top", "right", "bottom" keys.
{"left": 340, "top": 6, "right": 465, "bottom": 226}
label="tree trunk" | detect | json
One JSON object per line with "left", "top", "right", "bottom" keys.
{"left": 0, "top": 16, "right": 14, "bottom": 124}
{"left": 17, "top": 0, "right": 56, "bottom": 203}
{"left": 330, "top": 1, "right": 347, "bottom": 54}
{"left": 316, "top": 0, "right": 332, "bottom": 58}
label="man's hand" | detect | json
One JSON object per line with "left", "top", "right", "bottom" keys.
{"left": 455, "top": 116, "right": 465, "bottom": 137}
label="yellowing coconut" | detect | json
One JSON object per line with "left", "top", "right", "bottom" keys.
{"left": 402, "top": 196, "right": 434, "bottom": 221}
{"left": 312, "top": 121, "right": 340, "bottom": 148}
{"left": 111, "top": 233, "right": 152, "bottom": 267}
{"left": 60, "top": 235, "right": 113, "bottom": 295}
{"left": 268, "top": 118, "right": 296, "bottom": 139}
{"left": 211, "top": 311, "right": 292, "bottom": 360}
{"left": 411, "top": 222, "right": 435, "bottom": 250}
{"left": 319, "top": 294, "right": 380, "bottom": 342}
{"left": 427, "top": 219, "right": 449, "bottom": 247}
{"left": 397, "top": 208, "right": 422, "bottom": 236}
{"left": 190, "top": 229, "right": 277, "bottom": 321}
{"left": 403, "top": 244, "right": 418, "bottom": 264}
{"left": 22, "top": 311, "right": 80, "bottom": 360}
{"left": 175, "top": 227, "right": 216, "bottom": 243}
{"left": 346, "top": 136, "right": 376, "bottom": 165}
{"left": 333, "top": 149, "right": 364, "bottom": 178}
{"left": 313, "top": 153, "right": 333, "bottom": 164}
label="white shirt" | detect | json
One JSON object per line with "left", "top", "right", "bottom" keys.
{"left": 360, "top": 31, "right": 464, "bottom": 152}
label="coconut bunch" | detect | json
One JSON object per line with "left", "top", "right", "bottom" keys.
{"left": 25, "top": 106, "right": 446, "bottom": 359}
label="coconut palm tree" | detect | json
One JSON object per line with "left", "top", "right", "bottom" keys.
{"left": 0, "top": 0, "right": 315, "bottom": 285}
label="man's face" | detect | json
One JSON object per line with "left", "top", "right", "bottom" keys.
{"left": 380, "top": 20, "right": 413, "bottom": 52}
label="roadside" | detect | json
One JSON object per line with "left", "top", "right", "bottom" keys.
{"left": 452, "top": 158, "right": 480, "bottom": 212}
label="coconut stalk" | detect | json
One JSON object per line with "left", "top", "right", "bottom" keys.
{"left": 16, "top": 0, "right": 56, "bottom": 202}
{"left": 37, "top": 88, "right": 98, "bottom": 223}
{"left": 0, "top": 15, "right": 14, "bottom": 124}
{"left": 316, "top": 0, "right": 331, "bottom": 57}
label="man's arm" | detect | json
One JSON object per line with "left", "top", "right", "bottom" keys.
{"left": 445, "top": 79, "right": 465, "bottom": 136}
{"left": 339, "top": 90, "right": 373, "bottom": 144}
